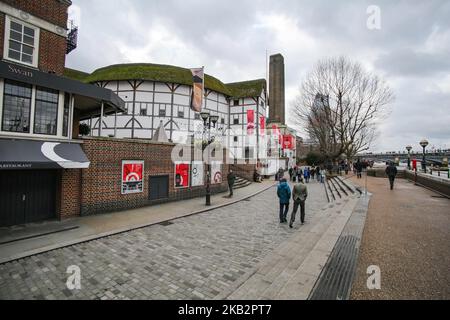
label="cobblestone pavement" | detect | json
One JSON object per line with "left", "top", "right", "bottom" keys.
{"left": 0, "top": 180, "right": 327, "bottom": 300}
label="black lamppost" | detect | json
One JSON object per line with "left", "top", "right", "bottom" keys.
{"left": 406, "top": 145, "right": 412, "bottom": 170}
{"left": 200, "top": 111, "right": 219, "bottom": 206}
{"left": 420, "top": 139, "right": 429, "bottom": 173}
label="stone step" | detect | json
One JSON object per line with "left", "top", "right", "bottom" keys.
{"left": 227, "top": 196, "right": 360, "bottom": 300}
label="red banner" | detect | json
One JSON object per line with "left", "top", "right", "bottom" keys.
{"left": 175, "top": 163, "right": 190, "bottom": 188}
{"left": 247, "top": 110, "right": 255, "bottom": 135}
{"left": 282, "top": 135, "right": 294, "bottom": 150}
{"left": 259, "top": 116, "right": 265, "bottom": 136}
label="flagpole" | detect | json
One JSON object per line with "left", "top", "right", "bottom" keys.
{"left": 202, "top": 66, "right": 205, "bottom": 110}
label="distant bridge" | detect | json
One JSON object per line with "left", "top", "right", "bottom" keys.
{"left": 356, "top": 151, "right": 450, "bottom": 166}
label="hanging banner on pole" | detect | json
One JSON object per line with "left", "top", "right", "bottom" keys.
{"left": 247, "top": 110, "right": 255, "bottom": 135}
{"left": 121, "top": 160, "right": 144, "bottom": 194}
{"left": 282, "top": 135, "right": 294, "bottom": 150}
{"left": 175, "top": 162, "right": 190, "bottom": 188}
{"left": 259, "top": 116, "right": 265, "bottom": 136}
{"left": 190, "top": 67, "right": 204, "bottom": 112}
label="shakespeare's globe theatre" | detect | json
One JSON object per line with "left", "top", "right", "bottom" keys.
{"left": 67, "top": 63, "right": 268, "bottom": 159}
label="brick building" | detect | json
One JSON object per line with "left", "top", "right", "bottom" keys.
{"left": 0, "top": 0, "right": 233, "bottom": 227}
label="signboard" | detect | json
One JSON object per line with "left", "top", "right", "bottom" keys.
{"left": 191, "top": 161, "right": 204, "bottom": 186}
{"left": 282, "top": 135, "right": 294, "bottom": 150}
{"left": 122, "top": 160, "right": 144, "bottom": 194}
{"left": 211, "top": 161, "right": 222, "bottom": 184}
{"left": 247, "top": 110, "right": 255, "bottom": 135}
{"left": 175, "top": 162, "right": 190, "bottom": 188}
{"left": 259, "top": 116, "right": 265, "bottom": 136}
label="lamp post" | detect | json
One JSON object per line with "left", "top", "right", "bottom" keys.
{"left": 406, "top": 145, "right": 412, "bottom": 170}
{"left": 200, "top": 111, "right": 219, "bottom": 206}
{"left": 420, "top": 139, "right": 429, "bottom": 173}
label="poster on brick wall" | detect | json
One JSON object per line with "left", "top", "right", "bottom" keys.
{"left": 175, "top": 162, "right": 190, "bottom": 188}
{"left": 211, "top": 161, "right": 222, "bottom": 184}
{"left": 191, "top": 161, "right": 204, "bottom": 187}
{"left": 121, "top": 160, "right": 144, "bottom": 194}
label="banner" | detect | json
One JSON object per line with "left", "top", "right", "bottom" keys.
{"left": 259, "top": 116, "right": 265, "bottom": 136}
{"left": 190, "top": 68, "right": 204, "bottom": 112}
{"left": 211, "top": 161, "right": 222, "bottom": 184}
{"left": 175, "top": 162, "right": 190, "bottom": 188}
{"left": 191, "top": 161, "right": 204, "bottom": 186}
{"left": 282, "top": 135, "right": 294, "bottom": 150}
{"left": 247, "top": 109, "right": 255, "bottom": 135}
{"left": 121, "top": 160, "right": 144, "bottom": 194}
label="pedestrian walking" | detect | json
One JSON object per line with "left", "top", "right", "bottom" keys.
{"left": 288, "top": 167, "right": 294, "bottom": 181}
{"left": 277, "top": 178, "right": 291, "bottom": 223}
{"left": 290, "top": 177, "right": 308, "bottom": 228}
{"left": 277, "top": 167, "right": 285, "bottom": 181}
{"left": 311, "top": 166, "right": 316, "bottom": 180}
{"left": 296, "top": 166, "right": 303, "bottom": 182}
{"left": 320, "top": 167, "right": 326, "bottom": 183}
{"left": 385, "top": 162, "right": 398, "bottom": 190}
{"left": 355, "top": 159, "right": 363, "bottom": 179}
{"left": 227, "top": 169, "right": 236, "bottom": 197}
{"left": 304, "top": 167, "right": 310, "bottom": 183}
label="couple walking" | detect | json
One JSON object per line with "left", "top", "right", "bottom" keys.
{"left": 277, "top": 177, "right": 308, "bottom": 228}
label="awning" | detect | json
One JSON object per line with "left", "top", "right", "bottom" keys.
{"left": 0, "top": 139, "right": 90, "bottom": 170}
{"left": 0, "top": 61, "right": 125, "bottom": 117}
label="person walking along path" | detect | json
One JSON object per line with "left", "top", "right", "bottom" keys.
{"left": 227, "top": 169, "right": 236, "bottom": 197}
{"left": 385, "top": 162, "right": 398, "bottom": 190}
{"left": 277, "top": 178, "right": 291, "bottom": 223}
{"left": 290, "top": 178, "right": 308, "bottom": 228}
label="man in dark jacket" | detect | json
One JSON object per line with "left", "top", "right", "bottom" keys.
{"left": 227, "top": 170, "right": 236, "bottom": 197}
{"left": 277, "top": 178, "right": 291, "bottom": 223}
{"left": 385, "top": 162, "right": 398, "bottom": 190}
{"left": 355, "top": 159, "right": 363, "bottom": 179}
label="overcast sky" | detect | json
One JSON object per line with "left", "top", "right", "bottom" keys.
{"left": 67, "top": 0, "right": 450, "bottom": 153}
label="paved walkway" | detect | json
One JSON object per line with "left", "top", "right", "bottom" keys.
{"left": 0, "top": 180, "right": 275, "bottom": 264}
{"left": 0, "top": 178, "right": 336, "bottom": 300}
{"left": 349, "top": 176, "right": 450, "bottom": 299}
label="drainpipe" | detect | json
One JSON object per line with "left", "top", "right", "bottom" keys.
{"left": 99, "top": 101, "right": 104, "bottom": 137}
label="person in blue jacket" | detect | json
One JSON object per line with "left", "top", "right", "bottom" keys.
{"left": 277, "top": 178, "right": 291, "bottom": 223}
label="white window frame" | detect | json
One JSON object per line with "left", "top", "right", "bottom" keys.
{"left": 4, "top": 15, "right": 40, "bottom": 68}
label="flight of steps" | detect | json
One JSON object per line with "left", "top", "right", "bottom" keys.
{"left": 234, "top": 175, "right": 252, "bottom": 190}
{"left": 222, "top": 193, "right": 361, "bottom": 300}
{"left": 325, "top": 176, "right": 362, "bottom": 203}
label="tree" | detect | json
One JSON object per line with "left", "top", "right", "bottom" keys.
{"left": 79, "top": 123, "right": 91, "bottom": 136}
{"left": 292, "top": 56, "right": 394, "bottom": 161}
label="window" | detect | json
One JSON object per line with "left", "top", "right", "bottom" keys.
{"left": 178, "top": 110, "right": 184, "bottom": 118}
{"left": 34, "top": 87, "right": 59, "bottom": 135}
{"left": 2, "top": 80, "right": 32, "bottom": 133}
{"left": 221, "top": 117, "right": 225, "bottom": 124}
{"left": 5, "top": 16, "right": 39, "bottom": 67}
{"left": 233, "top": 116, "right": 239, "bottom": 125}
{"left": 140, "top": 104, "right": 147, "bottom": 116}
{"left": 62, "top": 93, "right": 70, "bottom": 137}
{"left": 233, "top": 99, "right": 239, "bottom": 106}
{"left": 159, "top": 107, "right": 166, "bottom": 117}
{"left": 233, "top": 136, "right": 238, "bottom": 142}
{"left": 194, "top": 113, "right": 200, "bottom": 120}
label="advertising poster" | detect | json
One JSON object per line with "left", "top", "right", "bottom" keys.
{"left": 211, "top": 161, "right": 222, "bottom": 184}
{"left": 282, "top": 135, "right": 294, "bottom": 150}
{"left": 121, "top": 160, "right": 144, "bottom": 194}
{"left": 259, "top": 116, "right": 265, "bottom": 136}
{"left": 247, "top": 109, "right": 255, "bottom": 135}
{"left": 175, "top": 162, "right": 190, "bottom": 188}
{"left": 191, "top": 161, "right": 204, "bottom": 186}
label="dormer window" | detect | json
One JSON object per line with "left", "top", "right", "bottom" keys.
{"left": 4, "top": 16, "right": 40, "bottom": 67}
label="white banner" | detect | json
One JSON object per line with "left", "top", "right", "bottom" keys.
{"left": 211, "top": 161, "right": 222, "bottom": 184}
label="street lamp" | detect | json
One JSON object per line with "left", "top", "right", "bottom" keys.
{"left": 201, "top": 111, "right": 219, "bottom": 206}
{"left": 406, "top": 145, "right": 412, "bottom": 170}
{"left": 420, "top": 139, "right": 429, "bottom": 173}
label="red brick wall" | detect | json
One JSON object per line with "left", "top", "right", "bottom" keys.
{"left": 2, "top": 0, "right": 69, "bottom": 28}
{"left": 73, "top": 137, "right": 230, "bottom": 216}
{"left": 0, "top": 3, "right": 68, "bottom": 75}
{"left": 60, "top": 168, "right": 81, "bottom": 218}
{"left": 38, "top": 29, "right": 66, "bottom": 75}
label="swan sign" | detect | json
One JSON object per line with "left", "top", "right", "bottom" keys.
{"left": 121, "top": 160, "right": 144, "bottom": 194}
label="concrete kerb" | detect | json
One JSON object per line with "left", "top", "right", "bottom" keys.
{"left": 0, "top": 182, "right": 277, "bottom": 265}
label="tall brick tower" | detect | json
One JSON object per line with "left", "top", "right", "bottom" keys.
{"left": 268, "top": 53, "right": 285, "bottom": 125}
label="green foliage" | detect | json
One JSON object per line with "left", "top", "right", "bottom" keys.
{"left": 63, "top": 68, "right": 90, "bottom": 81}
{"left": 226, "top": 79, "right": 266, "bottom": 98}
{"left": 305, "top": 152, "right": 326, "bottom": 166}
{"left": 79, "top": 123, "right": 91, "bottom": 136}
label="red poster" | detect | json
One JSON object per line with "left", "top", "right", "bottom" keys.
{"left": 282, "top": 135, "right": 294, "bottom": 150}
{"left": 175, "top": 163, "right": 190, "bottom": 188}
{"left": 259, "top": 116, "right": 265, "bottom": 136}
{"left": 122, "top": 161, "right": 144, "bottom": 194}
{"left": 247, "top": 110, "right": 255, "bottom": 135}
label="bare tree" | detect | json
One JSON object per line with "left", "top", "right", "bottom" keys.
{"left": 292, "top": 56, "right": 394, "bottom": 161}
